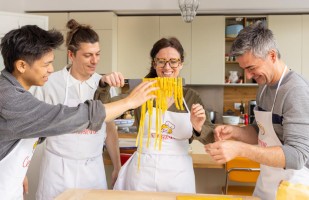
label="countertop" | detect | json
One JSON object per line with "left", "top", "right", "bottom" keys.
{"left": 103, "top": 133, "right": 224, "bottom": 169}
{"left": 55, "top": 189, "right": 260, "bottom": 200}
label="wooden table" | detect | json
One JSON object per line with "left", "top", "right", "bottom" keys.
{"left": 55, "top": 189, "right": 260, "bottom": 200}
{"left": 104, "top": 133, "right": 224, "bottom": 169}
{"left": 103, "top": 151, "right": 223, "bottom": 169}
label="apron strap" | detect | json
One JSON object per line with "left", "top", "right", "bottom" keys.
{"left": 259, "top": 66, "right": 288, "bottom": 112}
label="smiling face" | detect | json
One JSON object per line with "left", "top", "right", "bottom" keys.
{"left": 18, "top": 51, "right": 54, "bottom": 90}
{"left": 69, "top": 42, "right": 100, "bottom": 81}
{"left": 236, "top": 51, "right": 278, "bottom": 85}
{"left": 154, "top": 47, "right": 183, "bottom": 78}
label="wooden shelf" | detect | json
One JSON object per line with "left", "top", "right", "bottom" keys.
{"left": 225, "top": 37, "right": 236, "bottom": 42}
{"left": 224, "top": 83, "right": 258, "bottom": 86}
{"left": 225, "top": 61, "right": 238, "bottom": 64}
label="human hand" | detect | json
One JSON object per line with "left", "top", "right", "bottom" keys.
{"left": 214, "top": 125, "right": 235, "bottom": 141}
{"left": 125, "top": 80, "right": 158, "bottom": 109}
{"left": 111, "top": 168, "right": 120, "bottom": 187}
{"left": 190, "top": 104, "right": 206, "bottom": 132}
{"left": 23, "top": 176, "right": 28, "bottom": 197}
{"left": 100, "top": 72, "right": 125, "bottom": 87}
{"left": 205, "top": 140, "right": 243, "bottom": 164}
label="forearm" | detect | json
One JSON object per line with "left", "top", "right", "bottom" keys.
{"left": 234, "top": 125, "right": 258, "bottom": 145}
{"left": 105, "top": 122, "right": 121, "bottom": 171}
{"left": 103, "top": 98, "right": 132, "bottom": 122}
{"left": 241, "top": 143, "right": 286, "bottom": 168}
{"left": 193, "top": 122, "right": 215, "bottom": 144}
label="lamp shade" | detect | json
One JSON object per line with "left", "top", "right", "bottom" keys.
{"left": 178, "top": 0, "right": 199, "bottom": 23}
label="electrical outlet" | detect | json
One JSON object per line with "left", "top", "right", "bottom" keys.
{"left": 234, "top": 103, "right": 241, "bottom": 110}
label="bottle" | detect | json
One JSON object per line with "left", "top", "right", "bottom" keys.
{"left": 239, "top": 101, "right": 245, "bottom": 124}
{"left": 239, "top": 101, "right": 245, "bottom": 114}
{"left": 244, "top": 113, "right": 249, "bottom": 125}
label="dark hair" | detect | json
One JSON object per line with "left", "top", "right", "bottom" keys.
{"left": 66, "top": 19, "right": 99, "bottom": 54}
{"left": 231, "top": 21, "right": 281, "bottom": 59}
{"left": 0, "top": 25, "right": 63, "bottom": 73}
{"left": 145, "top": 37, "right": 184, "bottom": 78}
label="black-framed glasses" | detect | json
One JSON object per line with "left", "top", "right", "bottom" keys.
{"left": 154, "top": 58, "right": 181, "bottom": 69}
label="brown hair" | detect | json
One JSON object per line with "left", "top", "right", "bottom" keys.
{"left": 66, "top": 19, "right": 99, "bottom": 54}
{"left": 145, "top": 37, "right": 184, "bottom": 78}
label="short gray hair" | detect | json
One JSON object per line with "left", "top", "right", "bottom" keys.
{"left": 230, "top": 21, "right": 281, "bottom": 59}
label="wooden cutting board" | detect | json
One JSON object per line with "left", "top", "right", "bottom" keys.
{"left": 177, "top": 196, "right": 242, "bottom": 200}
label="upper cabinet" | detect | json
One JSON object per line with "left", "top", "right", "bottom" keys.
{"left": 31, "top": 12, "right": 117, "bottom": 74}
{"left": 117, "top": 15, "right": 225, "bottom": 84}
{"left": 191, "top": 16, "right": 225, "bottom": 85}
{"left": 224, "top": 16, "right": 266, "bottom": 85}
{"left": 32, "top": 13, "right": 68, "bottom": 72}
{"left": 159, "top": 16, "right": 192, "bottom": 84}
{"left": 69, "top": 12, "right": 118, "bottom": 74}
{"left": 117, "top": 16, "right": 160, "bottom": 79}
{"left": 268, "top": 15, "right": 302, "bottom": 74}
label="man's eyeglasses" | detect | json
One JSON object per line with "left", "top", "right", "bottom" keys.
{"left": 154, "top": 58, "right": 181, "bottom": 69}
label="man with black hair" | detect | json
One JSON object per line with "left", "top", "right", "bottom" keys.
{"left": 0, "top": 25, "right": 157, "bottom": 199}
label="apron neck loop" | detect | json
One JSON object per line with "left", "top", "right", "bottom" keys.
{"left": 64, "top": 67, "right": 71, "bottom": 105}
{"left": 259, "top": 65, "right": 288, "bottom": 112}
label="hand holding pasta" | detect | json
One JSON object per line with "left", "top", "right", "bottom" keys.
{"left": 124, "top": 80, "right": 158, "bottom": 109}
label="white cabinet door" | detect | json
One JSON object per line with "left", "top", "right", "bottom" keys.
{"left": 302, "top": 15, "right": 309, "bottom": 80}
{"left": 191, "top": 16, "right": 225, "bottom": 84}
{"left": 159, "top": 16, "right": 192, "bottom": 84}
{"left": 32, "top": 12, "right": 69, "bottom": 72}
{"left": 268, "top": 15, "right": 302, "bottom": 74}
{"left": 117, "top": 16, "right": 159, "bottom": 79}
{"left": 0, "top": 12, "right": 48, "bottom": 71}
{"left": 69, "top": 12, "right": 118, "bottom": 74}
{"left": 69, "top": 12, "right": 116, "bottom": 30}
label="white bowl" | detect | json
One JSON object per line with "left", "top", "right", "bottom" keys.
{"left": 114, "top": 119, "right": 134, "bottom": 128}
{"left": 222, "top": 116, "right": 240, "bottom": 125}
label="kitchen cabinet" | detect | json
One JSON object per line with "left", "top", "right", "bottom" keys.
{"left": 118, "top": 16, "right": 226, "bottom": 84}
{"left": 32, "top": 12, "right": 117, "bottom": 74}
{"left": 0, "top": 12, "right": 48, "bottom": 71}
{"left": 268, "top": 15, "right": 302, "bottom": 74}
{"left": 69, "top": 12, "right": 118, "bottom": 74}
{"left": 32, "top": 12, "right": 68, "bottom": 71}
{"left": 225, "top": 16, "right": 266, "bottom": 85}
{"left": 159, "top": 16, "right": 192, "bottom": 83}
{"left": 117, "top": 16, "right": 160, "bottom": 79}
{"left": 191, "top": 16, "right": 225, "bottom": 84}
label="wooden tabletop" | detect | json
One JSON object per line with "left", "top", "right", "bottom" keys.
{"left": 55, "top": 189, "right": 260, "bottom": 200}
{"left": 104, "top": 133, "right": 224, "bottom": 169}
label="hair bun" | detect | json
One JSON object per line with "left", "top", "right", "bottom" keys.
{"left": 66, "top": 19, "right": 80, "bottom": 30}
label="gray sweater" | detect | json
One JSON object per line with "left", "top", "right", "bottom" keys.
{"left": 255, "top": 70, "right": 309, "bottom": 170}
{"left": 0, "top": 70, "right": 106, "bottom": 160}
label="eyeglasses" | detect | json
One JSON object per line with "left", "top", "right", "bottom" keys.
{"left": 154, "top": 58, "right": 181, "bottom": 69}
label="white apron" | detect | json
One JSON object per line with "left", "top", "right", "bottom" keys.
{"left": 0, "top": 138, "right": 39, "bottom": 200}
{"left": 36, "top": 68, "right": 107, "bottom": 200}
{"left": 114, "top": 99, "right": 195, "bottom": 193}
{"left": 253, "top": 66, "right": 309, "bottom": 200}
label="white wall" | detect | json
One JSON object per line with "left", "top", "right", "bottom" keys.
{"left": 0, "top": 0, "right": 25, "bottom": 12}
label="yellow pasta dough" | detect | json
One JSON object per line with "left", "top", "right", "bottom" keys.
{"left": 135, "top": 77, "right": 184, "bottom": 169}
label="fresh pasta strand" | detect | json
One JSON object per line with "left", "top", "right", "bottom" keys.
{"left": 136, "top": 77, "right": 184, "bottom": 169}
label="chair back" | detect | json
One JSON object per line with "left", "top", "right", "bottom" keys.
{"left": 224, "top": 157, "right": 261, "bottom": 195}
{"left": 226, "top": 157, "right": 260, "bottom": 183}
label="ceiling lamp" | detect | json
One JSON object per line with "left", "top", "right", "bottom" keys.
{"left": 178, "top": 0, "right": 199, "bottom": 23}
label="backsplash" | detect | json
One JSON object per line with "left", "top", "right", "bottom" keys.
{"left": 223, "top": 86, "right": 258, "bottom": 115}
